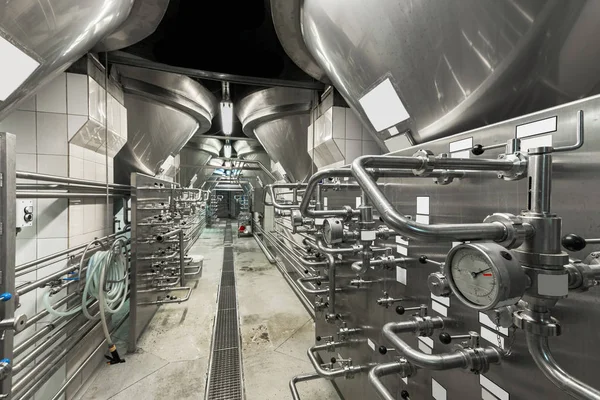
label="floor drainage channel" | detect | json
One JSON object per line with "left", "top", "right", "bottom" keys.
{"left": 205, "top": 221, "right": 244, "bottom": 400}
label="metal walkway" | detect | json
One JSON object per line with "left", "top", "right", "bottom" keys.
{"left": 205, "top": 221, "right": 244, "bottom": 400}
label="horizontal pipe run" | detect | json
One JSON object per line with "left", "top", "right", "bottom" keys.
{"left": 526, "top": 333, "right": 600, "bottom": 399}
{"left": 16, "top": 171, "right": 130, "bottom": 189}
{"left": 13, "top": 314, "right": 76, "bottom": 358}
{"left": 351, "top": 156, "right": 509, "bottom": 242}
{"left": 17, "top": 192, "right": 126, "bottom": 199}
{"left": 21, "top": 292, "right": 80, "bottom": 330}
{"left": 16, "top": 228, "right": 130, "bottom": 272}
{"left": 253, "top": 234, "right": 276, "bottom": 264}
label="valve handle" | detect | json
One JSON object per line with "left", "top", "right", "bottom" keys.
{"left": 0, "top": 293, "right": 12, "bottom": 302}
{"left": 395, "top": 306, "right": 405, "bottom": 315}
{"left": 439, "top": 332, "right": 452, "bottom": 344}
{"left": 400, "top": 390, "right": 410, "bottom": 400}
{"left": 316, "top": 280, "right": 322, "bottom": 286}
{"left": 330, "top": 357, "right": 337, "bottom": 364}
{"left": 471, "top": 144, "right": 485, "bottom": 155}
{"left": 562, "top": 234, "right": 588, "bottom": 251}
{"left": 418, "top": 255, "right": 428, "bottom": 264}
{"left": 316, "top": 336, "right": 321, "bottom": 341}
{"left": 378, "top": 346, "right": 388, "bottom": 355}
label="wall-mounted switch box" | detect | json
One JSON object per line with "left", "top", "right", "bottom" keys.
{"left": 17, "top": 200, "right": 34, "bottom": 228}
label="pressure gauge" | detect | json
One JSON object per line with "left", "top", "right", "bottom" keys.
{"left": 444, "top": 242, "right": 528, "bottom": 311}
{"left": 323, "top": 218, "right": 344, "bottom": 245}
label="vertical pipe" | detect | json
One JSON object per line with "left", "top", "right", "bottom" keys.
{"left": 179, "top": 230, "right": 186, "bottom": 288}
{"left": 527, "top": 148, "right": 553, "bottom": 214}
{"left": 326, "top": 254, "right": 336, "bottom": 321}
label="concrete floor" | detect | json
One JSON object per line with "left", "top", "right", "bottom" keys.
{"left": 74, "top": 222, "right": 338, "bottom": 400}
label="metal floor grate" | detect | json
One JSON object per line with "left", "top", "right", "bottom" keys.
{"left": 206, "top": 221, "right": 243, "bottom": 400}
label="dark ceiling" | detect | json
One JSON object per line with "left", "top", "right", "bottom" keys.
{"left": 120, "top": 0, "right": 317, "bottom": 139}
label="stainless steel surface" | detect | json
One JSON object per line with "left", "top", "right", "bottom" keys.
{"left": 94, "top": 0, "right": 169, "bottom": 52}
{"left": 0, "top": 133, "right": 15, "bottom": 398}
{"left": 114, "top": 65, "right": 217, "bottom": 183}
{"left": 109, "top": 52, "right": 326, "bottom": 90}
{"left": 180, "top": 140, "right": 223, "bottom": 188}
{"left": 0, "top": 0, "right": 135, "bottom": 119}
{"left": 270, "top": 0, "right": 328, "bottom": 82}
{"left": 237, "top": 88, "right": 316, "bottom": 182}
{"left": 285, "top": 0, "right": 600, "bottom": 145}
{"left": 265, "top": 94, "right": 600, "bottom": 399}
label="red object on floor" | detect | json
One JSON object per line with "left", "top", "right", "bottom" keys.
{"left": 239, "top": 225, "right": 245, "bottom": 232}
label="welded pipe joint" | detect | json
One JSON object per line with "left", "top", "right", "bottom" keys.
{"left": 497, "top": 152, "right": 528, "bottom": 181}
{"left": 483, "top": 213, "right": 529, "bottom": 249}
{"left": 412, "top": 150, "right": 435, "bottom": 176}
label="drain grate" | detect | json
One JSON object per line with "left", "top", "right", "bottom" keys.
{"left": 206, "top": 221, "right": 243, "bottom": 400}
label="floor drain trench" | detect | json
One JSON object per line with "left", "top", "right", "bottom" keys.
{"left": 205, "top": 221, "right": 244, "bottom": 400}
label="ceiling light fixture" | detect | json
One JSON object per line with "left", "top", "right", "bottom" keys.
{"left": 224, "top": 142, "right": 232, "bottom": 159}
{"left": 221, "top": 81, "right": 233, "bottom": 135}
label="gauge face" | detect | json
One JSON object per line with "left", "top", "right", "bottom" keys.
{"left": 323, "top": 219, "right": 342, "bottom": 245}
{"left": 449, "top": 248, "right": 499, "bottom": 307}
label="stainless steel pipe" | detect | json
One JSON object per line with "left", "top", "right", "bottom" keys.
{"left": 369, "top": 360, "right": 417, "bottom": 400}
{"left": 351, "top": 156, "right": 510, "bottom": 242}
{"left": 290, "top": 373, "right": 322, "bottom": 400}
{"left": 526, "top": 332, "right": 600, "bottom": 400}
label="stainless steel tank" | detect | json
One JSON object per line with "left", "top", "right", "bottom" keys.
{"left": 179, "top": 139, "right": 223, "bottom": 187}
{"left": 273, "top": 0, "right": 600, "bottom": 144}
{"left": 113, "top": 66, "right": 218, "bottom": 183}
{"left": 0, "top": 0, "right": 168, "bottom": 119}
{"left": 237, "top": 87, "right": 316, "bottom": 182}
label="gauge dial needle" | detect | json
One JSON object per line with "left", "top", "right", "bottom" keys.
{"left": 470, "top": 268, "right": 491, "bottom": 278}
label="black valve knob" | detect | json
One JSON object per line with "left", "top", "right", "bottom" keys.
{"left": 471, "top": 144, "right": 485, "bottom": 155}
{"left": 419, "top": 255, "right": 428, "bottom": 264}
{"left": 330, "top": 357, "right": 337, "bottom": 364}
{"left": 395, "top": 306, "right": 405, "bottom": 315}
{"left": 304, "top": 269, "right": 309, "bottom": 274}
{"left": 562, "top": 234, "right": 587, "bottom": 252}
{"left": 316, "top": 336, "right": 322, "bottom": 341}
{"left": 400, "top": 390, "right": 410, "bottom": 399}
{"left": 378, "top": 346, "right": 388, "bottom": 355}
{"left": 439, "top": 332, "right": 452, "bottom": 344}
{"left": 316, "top": 280, "right": 322, "bottom": 286}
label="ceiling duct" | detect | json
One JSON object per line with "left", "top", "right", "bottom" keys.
{"left": 237, "top": 87, "right": 316, "bottom": 183}
{"left": 113, "top": 65, "right": 218, "bottom": 183}
{"left": 0, "top": 0, "right": 152, "bottom": 120}
{"left": 275, "top": 0, "right": 600, "bottom": 149}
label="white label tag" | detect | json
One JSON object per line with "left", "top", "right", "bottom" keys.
{"left": 450, "top": 149, "right": 470, "bottom": 159}
{"left": 431, "top": 300, "right": 447, "bottom": 316}
{"left": 396, "top": 266, "right": 407, "bottom": 285}
{"left": 355, "top": 196, "right": 362, "bottom": 208}
{"left": 418, "top": 341, "right": 432, "bottom": 354}
{"left": 361, "top": 230, "right": 377, "bottom": 241}
{"left": 479, "top": 312, "right": 509, "bottom": 335}
{"left": 416, "top": 214, "right": 430, "bottom": 224}
{"left": 481, "top": 326, "right": 504, "bottom": 349}
{"left": 449, "top": 137, "right": 473, "bottom": 152}
{"left": 431, "top": 293, "right": 450, "bottom": 307}
{"left": 418, "top": 336, "right": 434, "bottom": 348}
{"left": 480, "top": 375, "right": 509, "bottom": 400}
{"left": 432, "top": 379, "right": 447, "bottom": 400}
{"left": 417, "top": 196, "right": 430, "bottom": 215}
{"left": 520, "top": 133, "right": 553, "bottom": 151}
{"left": 538, "top": 274, "right": 568, "bottom": 296}
{"left": 395, "top": 236, "right": 409, "bottom": 245}
{"left": 367, "top": 338, "right": 375, "bottom": 351}
{"left": 397, "top": 245, "right": 408, "bottom": 256}
{"left": 402, "top": 377, "right": 408, "bottom": 384}
{"left": 516, "top": 116, "right": 557, "bottom": 138}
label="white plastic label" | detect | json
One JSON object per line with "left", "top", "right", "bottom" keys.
{"left": 479, "top": 312, "right": 509, "bottom": 335}
{"left": 482, "top": 388, "right": 497, "bottom": 400}
{"left": 431, "top": 300, "right": 447, "bottom": 316}
{"left": 367, "top": 338, "right": 376, "bottom": 351}
{"left": 416, "top": 214, "right": 430, "bottom": 224}
{"left": 432, "top": 379, "right": 447, "bottom": 400}
{"left": 480, "top": 375, "right": 509, "bottom": 400}
{"left": 451, "top": 149, "right": 470, "bottom": 159}
{"left": 419, "top": 336, "right": 434, "bottom": 348}
{"left": 323, "top": 197, "right": 328, "bottom": 210}
{"left": 402, "top": 377, "right": 408, "bottom": 384}
{"left": 538, "top": 274, "right": 568, "bottom": 296}
{"left": 397, "top": 245, "right": 408, "bottom": 256}
{"left": 449, "top": 137, "right": 473, "bottom": 152}
{"left": 388, "top": 126, "right": 400, "bottom": 136}
{"left": 418, "top": 341, "right": 432, "bottom": 354}
{"left": 359, "top": 78, "right": 410, "bottom": 131}
{"left": 417, "top": 196, "right": 430, "bottom": 215}
{"left": 361, "top": 230, "right": 377, "bottom": 241}
{"left": 431, "top": 293, "right": 450, "bottom": 307}
{"left": 395, "top": 236, "right": 409, "bottom": 246}
{"left": 355, "top": 196, "right": 362, "bottom": 208}
{"left": 516, "top": 116, "right": 557, "bottom": 138}
{"left": 396, "top": 266, "right": 407, "bottom": 285}
{"left": 481, "top": 326, "right": 504, "bottom": 349}
{"left": 520, "top": 133, "right": 552, "bottom": 151}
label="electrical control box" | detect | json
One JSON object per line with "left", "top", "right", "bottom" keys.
{"left": 17, "top": 200, "right": 34, "bottom": 228}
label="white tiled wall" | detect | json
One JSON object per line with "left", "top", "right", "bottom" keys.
{"left": 0, "top": 72, "right": 119, "bottom": 400}
{"left": 307, "top": 106, "right": 381, "bottom": 170}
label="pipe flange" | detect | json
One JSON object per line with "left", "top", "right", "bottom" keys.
{"left": 497, "top": 152, "right": 528, "bottom": 181}
{"left": 513, "top": 311, "right": 561, "bottom": 336}
{"left": 433, "top": 170, "right": 455, "bottom": 185}
{"left": 412, "top": 315, "right": 436, "bottom": 337}
{"left": 483, "top": 213, "right": 528, "bottom": 249}
{"left": 291, "top": 210, "right": 304, "bottom": 227}
{"left": 412, "top": 150, "right": 435, "bottom": 177}
{"left": 395, "top": 358, "right": 418, "bottom": 378}
{"left": 458, "top": 347, "right": 494, "bottom": 374}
